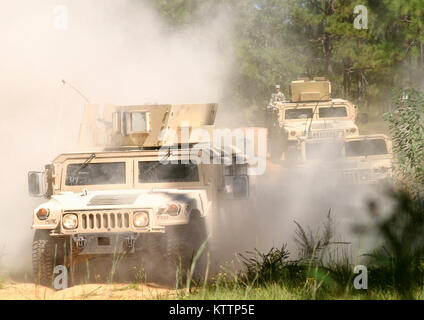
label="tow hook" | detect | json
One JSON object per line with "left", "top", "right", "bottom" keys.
{"left": 74, "top": 235, "right": 87, "bottom": 248}
{"left": 125, "top": 234, "right": 137, "bottom": 248}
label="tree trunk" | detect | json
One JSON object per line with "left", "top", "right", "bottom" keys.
{"left": 323, "top": 0, "right": 334, "bottom": 74}
{"left": 324, "top": 33, "right": 333, "bottom": 74}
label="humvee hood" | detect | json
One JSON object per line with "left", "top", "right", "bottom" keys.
{"left": 51, "top": 189, "right": 207, "bottom": 211}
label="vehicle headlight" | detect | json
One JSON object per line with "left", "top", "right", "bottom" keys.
{"left": 133, "top": 211, "right": 149, "bottom": 228}
{"left": 62, "top": 214, "right": 78, "bottom": 230}
{"left": 157, "top": 203, "right": 181, "bottom": 216}
{"left": 37, "top": 208, "right": 50, "bottom": 220}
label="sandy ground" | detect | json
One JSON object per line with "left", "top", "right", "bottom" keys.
{"left": 0, "top": 281, "right": 178, "bottom": 300}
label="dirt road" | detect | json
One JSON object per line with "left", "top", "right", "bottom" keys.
{"left": 0, "top": 281, "right": 178, "bottom": 300}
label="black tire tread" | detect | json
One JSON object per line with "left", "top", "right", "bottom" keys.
{"left": 32, "top": 230, "right": 66, "bottom": 287}
{"left": 162, "top": 213, "right": 208, "bottom": 283}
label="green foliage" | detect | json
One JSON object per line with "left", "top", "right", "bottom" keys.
{"left": 363, "top": 190, "right": 424, "bottom": 299}
{"left": 151, "top": 0, "right": 227, "bottom": 27}
{"left": 294, "top": 210, "right": 335, "bottom": 264}
{"left": 238, "top": 245, "right": 304, "bottom": 287}
{"left": 149, "top": 0, "right": 424, "bottom": 119}
{"left": 236, "top": 214, "right": 355, "bottom": 299}
{"left": 229, "top": 192, "right": 424, "bottom": 299}
{"left": 230, "top": 0, "right": 308, "bottom": 107}
{"left": 385, "top": 88, "right": 424, "bottom": 193}
{"left": 151, "top": 0, "right": 205, "bottom": 26}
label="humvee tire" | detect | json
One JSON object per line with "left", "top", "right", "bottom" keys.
{"left": 32, "top": 230, "right": 68, "bottom": 287}
{"left": 161, "top": 212, "right": 208, "bottom": 284}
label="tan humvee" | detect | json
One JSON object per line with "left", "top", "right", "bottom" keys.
{"left": 294, "top": 134, "right": 393, "bottom": 185}
{"left": 28, "top": 103, "right": 260, "bottom": 286}
{"left": 336, "top": 134, "right": 393, "bottom": 185}
{"left": 267, "top": 78, "right": 359, "bottom": 160}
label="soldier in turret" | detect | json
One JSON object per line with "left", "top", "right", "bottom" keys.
{"left": 265, "top": 85, "right": 285, "bottom": 159}
{"left": 265, "top": 84, "right": 285, "bottom": 124}
{"left": 269, "top": 85, "right": 286, "bottom": 106}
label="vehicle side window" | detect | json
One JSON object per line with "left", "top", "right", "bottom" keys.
{"left": 138, "top": 161, "right": 199, "bottom": 183}
{"left": 345, "top": 139, "right": 388, "bottom": 157}
{"left": 319, "top": 107, "right": 347, "bottom": 118}
{"left": 65, "top": 162, "right": 126, "bottom": 186}
{"left": 285, "top": 108, "right": 313, "bottom": 120}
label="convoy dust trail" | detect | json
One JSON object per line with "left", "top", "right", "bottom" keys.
{"left": 0, "top": 1, "right": 395, "bottom": 291}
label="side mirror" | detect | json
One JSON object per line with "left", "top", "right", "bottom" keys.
{"left": 233, "top": 176, "right": 249, "bottom": 199}
{"left": 121, "top": 112, "right": 130, "bottom": 136}
{"left": 28, "top": 171, "right": 46, "bottom": 197}
{"left": 112, "top": 112, "right": 121, "bottom": 134}
{"left": 360, "top": 113, "right": 369, "bottom": 124}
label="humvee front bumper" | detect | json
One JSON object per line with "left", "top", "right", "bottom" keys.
{"left": 285, "top": 129, "right": 346, "bottom": 141}
{"left": 337, "top": 169, "right": 391, "bottom": 185}
{"left": 72, "top": 232, "right": 140, "bottom": 255}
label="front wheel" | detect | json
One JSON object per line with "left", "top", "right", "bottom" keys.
{"left": 161, "top": 213, "right": 208, "bottom": 285}
{"left": 32, "top": 230, "right": 69, "bottom": 287}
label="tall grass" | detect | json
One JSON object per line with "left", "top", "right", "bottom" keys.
{"left": 180, "top": 214, "right": 350, "bottom": 300}
{"left": 187, "top": 191, "right": 424, "bottom": 300}
{"left": 234, "top": 212, "right": 354, "bottom": 299}
{"left": 0, "top": 250, "right": 6, "bottom": 289}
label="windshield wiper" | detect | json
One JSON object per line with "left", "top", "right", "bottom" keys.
{"left": 76, "top": 153, "right": 96, "bottom": 174}
{"left": 142, "top": 149, "right": 172, "bottom": 177}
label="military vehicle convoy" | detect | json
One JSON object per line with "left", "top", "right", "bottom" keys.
{"left": 28, "top": 103, "right": 256, "bottom": 286}
{"left": 27, "top": 81, "right": 393, "bottom": 286}
{"left": 266, "top": 78, "right": 359, "bottom": 160}
{"left": 265, "top": 77, "right": 394, "bottom": 185}
{"left": 296, "top": 134, "right": 393, "bottom": 185}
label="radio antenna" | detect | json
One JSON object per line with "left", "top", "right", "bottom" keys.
{"left": 61, "top": 79, "right": 91, "bottom": 104}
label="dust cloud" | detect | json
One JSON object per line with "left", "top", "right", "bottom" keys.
{"left": 0, "top": 0, "right": 234, "bottom": 272}
{"left": 209, "top": 160, "right": 394, "bottom": 273}
{"left": 0, "top": 0, "right": 390, "bottom": 279}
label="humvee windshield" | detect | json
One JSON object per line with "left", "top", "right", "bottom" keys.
{"left": 305, "top": 141, "right": 343, "bottom": 160}
{"left": 138, "top": 161, "right": 199, "bottom": 183}
{"left": 66, "top": 162, "right": 126, "bottom": 186}
{"left": 318, "top": 107, "right": 347, "bottom": 118}
{"left": 285, "top": 108, "right": 313, "bottom": 120}
{"left": 345, "top": 139, "right": 388, "bottom": 157}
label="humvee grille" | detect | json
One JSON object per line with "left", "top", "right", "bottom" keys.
{"left": 307, "top": 129, "right": 344, "bottom": 140}
{"left": 311, "top": 123, "right": 333, "bottom": 130}
{"left": 80, "top": 212, "right": 130, "bottom": 231}
{"left": 338, "top": 169, "right": 375, "bottom": 184}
